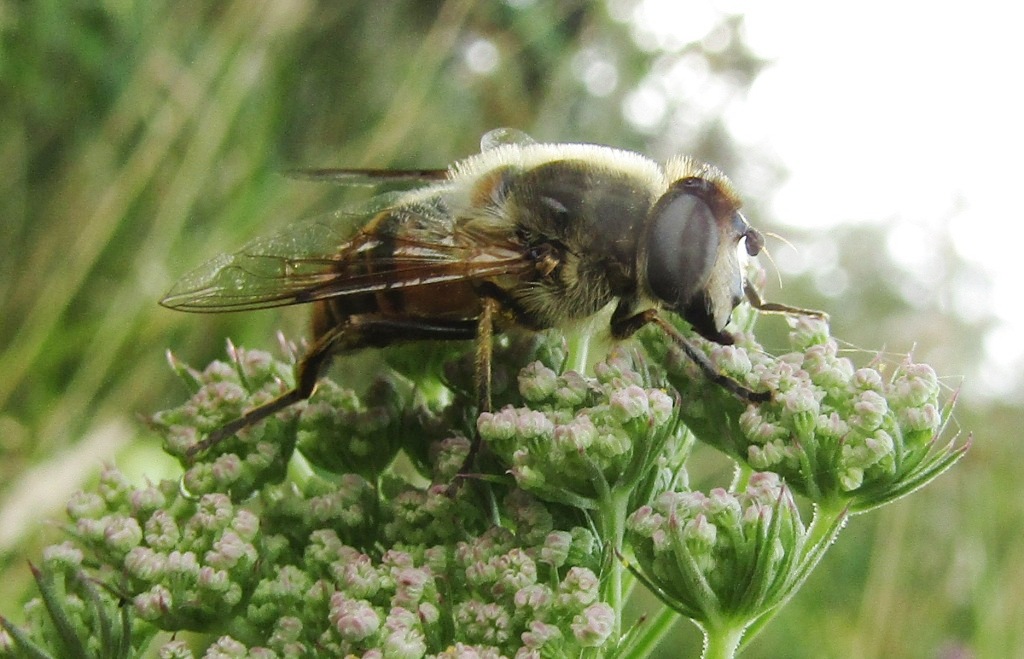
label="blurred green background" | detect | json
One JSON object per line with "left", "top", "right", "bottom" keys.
{"left": 0, "top": 1, "right": 1018, "bottom": 656}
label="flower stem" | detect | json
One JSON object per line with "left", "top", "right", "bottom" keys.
{"left": 565, "top": 328, "right": 592, "bottom": 374}
{"left": 602, "top": 485, "right": 634, "bottom": 640}
{"left": 806, "top": 501, "right": 848, "bottom": 549}
{"left": 702, "top": 621, "right": 745, "bottom": 659}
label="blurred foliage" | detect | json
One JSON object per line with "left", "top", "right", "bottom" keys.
{"left": 0, "top": 0, "right": 1018, "bottom": 656}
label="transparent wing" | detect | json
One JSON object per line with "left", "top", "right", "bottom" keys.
{"left": 160, "top": 192, "right": 532, "bottom": 313}
{"left": 282, "top": 168, "right": 449, "bottom": 185}
{"left": 480, "top": 127, "right": 537, "bottom": 152}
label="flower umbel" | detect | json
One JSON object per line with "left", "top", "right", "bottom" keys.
{"left": 627, "top": 473, "right": 845, "bottom": 649}
{"left": 477, "top": 350, "right": 681, "bottom": 510}
{"left": 645, "top": 315, "right": 966, "bottom": 513}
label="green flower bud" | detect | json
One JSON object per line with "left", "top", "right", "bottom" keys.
{"left": 571, "top": 602, "right": 615, "bottom": 647}
{"left": 329, "top": 594, "right": 381, "bottom": 642}
{"left": 518, "top": 361, "right": 559, "bottom": 402}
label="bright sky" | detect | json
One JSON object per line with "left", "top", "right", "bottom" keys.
{"left": 625, "top": 0, "right": 1024, "bottom": 400}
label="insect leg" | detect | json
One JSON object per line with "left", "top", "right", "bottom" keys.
{"left": 457, "top": 297, "right": 498, "bottom": 477}
{"left": 744, "top": 281, "right": 829, "bottom": 321}
{"left": 610, "top": 305, "right": 771, "bottom": 404}
{"left": 186, "top": 328, "right": 338, "bottom": 459}
{"left": 476, "top": 297, "right": 497, "bottom": 413}
{"left": 187, "top": 315, "right": 478, "bottom": 460}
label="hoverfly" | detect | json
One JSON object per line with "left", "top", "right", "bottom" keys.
{"left": 161, "top": 128, "right": 821, "bottom": 460}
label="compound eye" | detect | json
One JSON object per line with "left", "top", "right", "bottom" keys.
{"left": 645, "top": 189, "right": 719, "bottom": 308}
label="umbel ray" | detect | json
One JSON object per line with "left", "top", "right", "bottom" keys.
{"left": 161, "top": 128, "right": 824, "bottom": 461}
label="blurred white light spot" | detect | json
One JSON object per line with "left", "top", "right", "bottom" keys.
{"left": 813, "top": 267, "right": 849, "bottom": 298}
{"left": 949, "top": 271, "right": 992, "bottom": 323}
{"left": 662, "top": 52, "right": 710, "bottom": 101}
{"left": 979, "top": 324, "right": 1024, "bottom": 399}
{"left": 702, "top": 22, "right": 733, "bottom": 54}
{"left": 623, "top": 85, "right": 668, "bottom": 132}
{"left": 947, "top": 208, "right": 991, "bottom": 266}
{"left": 738, "top": 9, "right": 787, "bottom": 59}
{"left": 628, "top": 0, "right": 720, "bottom": 51}
{"left": 464, "top": 38, "right": 500, "bottom": 74}
{"left": 573, "top": 48, "right": 619, "bottom": 97}
{"left": 885, "top": 221, "right": 934, "bottom": 274}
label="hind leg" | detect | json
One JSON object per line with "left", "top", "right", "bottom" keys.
{"left": 187, "top": 314, "right": 478, "bottom": 459}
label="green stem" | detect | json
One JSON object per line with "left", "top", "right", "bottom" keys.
{"left": 565, "top": 329, "right": 592, "bottom": 374}
{"left": 805, "top": 501, "right": 848, "bottom": 549}
{"left": 702, "top": 621, "right": 745, "bottom": 659}
{"left": 602, "top": 486, "right": 633, "bottom": 641}
{"left": 730, "top": 462, "right": 754, "bottom": 491}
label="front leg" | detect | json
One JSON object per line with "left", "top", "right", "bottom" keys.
{"left": 744, "top": 281, "right": 829, "bottom": 321}
{"left": 610, "top": 300, "right": 770, "bottom": 404}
